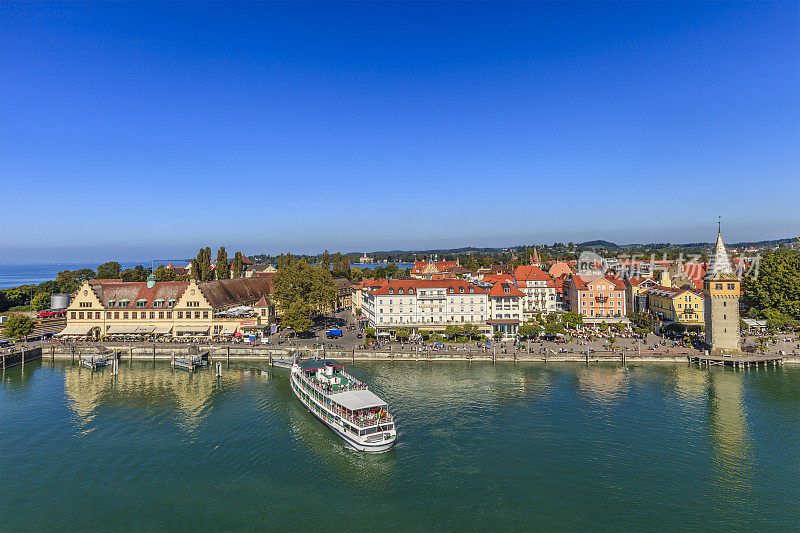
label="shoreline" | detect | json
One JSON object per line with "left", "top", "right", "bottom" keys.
{"left": 36, "top": 345, "right": 800, "bottom": 364}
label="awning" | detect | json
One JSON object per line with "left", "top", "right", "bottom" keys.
{"left": 106, "top": 325, "right": 140, "bottom": 334}
{"left": 175, "top": 325, "right": 210, "bottom": 334}
{"left": 217, "top": 323, "right": 237, "bottom": 334}
{"left": 57, "top": 325, "right": 92, "bottom": 336}
{"left": 239, "top": 324, "right": 266, "bottom": 330}
{"left": 329, "top": 389, "right": 387, "bottom": 411}
{"left": 152, "top": 325, "right": 172, "bottom": 334}
{"left": 135, "top": 326, "right": 156, "bottom": 334}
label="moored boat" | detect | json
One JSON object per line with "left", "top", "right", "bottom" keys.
{"left": 290, "top": 358, "right": 396, "bottom": 452}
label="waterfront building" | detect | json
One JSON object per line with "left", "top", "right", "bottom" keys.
{"left": 487, "top": 280, "right": 524, "bottom": 339}
{"left": 567, "top": 275, "right": 626, "bottom": 320}
{"left": 362, "top": 279, "right": 490, "bottom": 335}
{"left": 703, "top": 230, "right": 742, "bottom": 355}
{"left": 646, "top": 285, "right": 704, "bottom": 326}
{"left": 513, "top": 265, "right": 557, "bottom": 318}
{"left": 350, "top": 279, "right": 387, "bottom": 318}
{"left": 59, "top": 276, "right": 275, "bottom": 338}
{"left": 624, "top": 277, "right": 657, "bottom": 314}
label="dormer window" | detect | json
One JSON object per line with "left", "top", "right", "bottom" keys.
{"left": 448, "top": 288, "right": 454, "bottom": 293}
{"left": 398, "top": 289, "right": 403, "bottom": 294}
{"left": 154, "top": 299, "right": 164, "bottom": 308}
{"left": 117, "top": 299, "right": 129, "bottom": 308}
{"left": 136, "top": 299, "right": 147, "bottom": 308}
{"left": 459, "top": 287, "right": 464, "bottom": 293}
{"left": 469, "top": 288, "right": 474, "bottom": 293}
{"left": 389, "top": 289, "right": 393, "bottom": 295}
{"left": 107, "top": 299, "right": 116, "bottom": 307}
{"left": 409, "top": 288, "right": 414, "bottom": 294}
{"left": 167, "top": 299, "right": 176, "bottom": 307}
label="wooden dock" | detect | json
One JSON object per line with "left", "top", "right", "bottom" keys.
{"left": 688, "top": 353, "right": 783, "bottom": 368}
{"left": 81, "top": 355, "right": 113, "bottom": 369}
{"left": 173, "top": 352, "right": 209, "bottom": 370}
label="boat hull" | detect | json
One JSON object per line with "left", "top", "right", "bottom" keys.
{"left": 290, "top": 370, "right": 396, "bottom": 453}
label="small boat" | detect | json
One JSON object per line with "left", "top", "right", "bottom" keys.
{"left": 290, "top": 358, "right": 396, "bottom": 452}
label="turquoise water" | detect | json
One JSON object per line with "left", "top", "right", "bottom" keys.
{"left": 1, "top": 361, "right": 798, "bottom": 531}
{"left": 0, "top": 262, "right": 149, "bottom": 289}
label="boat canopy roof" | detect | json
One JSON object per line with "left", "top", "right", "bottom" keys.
{"left": 299, "top": 358, "right": 343, "bottom": 371}
{"left": 330, "top": 389, "right": 387, "bottom": 411}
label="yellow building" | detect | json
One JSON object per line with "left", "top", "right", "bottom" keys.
{"left": 646, "top": 285, "right": 704, "bottom": 326}
{"left": 59, "top": 275, "right": 274, "bottom": 339}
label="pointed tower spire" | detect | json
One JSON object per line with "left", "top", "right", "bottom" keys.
{"left": 705, "top": 224, "right": 734, "bottom": 279}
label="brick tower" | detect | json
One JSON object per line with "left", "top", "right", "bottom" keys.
{"left": 703, "top": 227, "right": 742, "bottom": 356}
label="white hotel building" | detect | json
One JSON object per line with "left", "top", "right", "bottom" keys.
{"left": 362, "top": 279, "right": 490, "bottom": 335}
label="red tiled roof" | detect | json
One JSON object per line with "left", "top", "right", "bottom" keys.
{"left": 370, "top": 279, "right": 486, "bottom": 296}
{"left": 571, "top": 275, "right": 626, "bottom": 291}
{"left": 90, "top": 281, "right": 188, "bottom": 309}
{"left": 482, "top": 273, "right": 515, "bottom": 284}
{"left": 548, "top": 262, "right": 573, "bottom": 278}
{"left": 488, "top": 281, "right": 524, "bottom": 298}
{"left": 410, "top": 260, "right": 460, "bottom": 274}
{"left": 646, "top": 285, "right": 702, "bottom": 299}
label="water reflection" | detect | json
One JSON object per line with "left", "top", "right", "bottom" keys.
{"left": 64, "top": 362, "right": 223, "bottom": 433}
{"left": 576, "top": 365, "right": 629, "bottom": 405}
{"left": 706, "top": 369, "right": 752, "bottom": 494}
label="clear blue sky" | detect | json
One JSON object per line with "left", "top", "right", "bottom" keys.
{"left": 1, "top": 1, "right": 798, "bottom": 263}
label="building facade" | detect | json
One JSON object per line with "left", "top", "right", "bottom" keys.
{"left": 646, "top": 285, "right": 704, "bottom": 326}
{"left": 514, "top": 265, "right": 557, "bottom": 318}
{"left": 59, "top": 276, "right": 274, "bottom": 338}
{"left": 568, "top": 275, "right": 627, "bottom": 319}
{"left": 362, "top": 279, "right": 490, "bottom": 335}
{"left": 625, "top": 277, "right": 657, "bottom": 314}
{"left": 487, "top": 281, "right": 524, "bottom": 339}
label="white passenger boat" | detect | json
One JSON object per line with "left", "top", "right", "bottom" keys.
{"left": 290, "top": 358, "right": 396, "bottom": 452}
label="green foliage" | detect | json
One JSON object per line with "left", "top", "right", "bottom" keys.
{"left": 560, "top": 311, "right": 583, "bottom": 328}
{"left": 320, "top": 250, "right": 331, "bottom": 270}
{"left": 627, "top": 312, "right": 654, "bottom": 332}
{"left": 518, "top": 321, "right": 540, "bottom": 338}
{"left": 364, "top": 327, "right": 376, "bottom": 339}
{"left": 4, "top": 313, "right": 34, "bottom": 340}
{"left": 154, "top": 265, "right": 176, "bottom": 281}
{"left": 395, "top": 328, "right": 410, "bottom": 341}
{"left": 216, "top": 247, "right": 229, "bottom": 280}
{"left": 598, "top": 322, "right": 609, "bottom": 332}
{"left": 743, "top": 249, "right": 800, "bottom": 320}
{"left": 273, "top": 259, "right": 337, "bottom": 333}
{"left": 545, "top": 313, "right": 559, "bottom": 323}
{"left": 199, "top": 247, "right": 213, "bottom": 281}
{"left": 419, "top": 330, "right": 431, "bottom": 341}
{"left": 663, "top": 322, "right": 686, "bottom": 334}
{"left": 122, "top": 265, "right": 150, "bottom": 282}
{"left": 544, "top": 322, "right": 565, "bottom": 336}
{"left": 232, "top": 252, "right": 243, "bottom": 278}
{"left": 96, "top": 261, "right": 121, "bottom": 279}
{"left": 31, "top": 292, "right": 51, "bottom": 311}
{"left": 190, "top": 259, "right": 201, "bottom": 280}
{"left": 493, "top": 330, "right": 504, "bottom": 340}
{"left": 371, "top": 264, "right": 410, "bottom": 279}
{"left": 349, "top": 266, "right": 364, "bottom": 282}
{"left": 461, "top": 323, "right": 479, "bottom": 339}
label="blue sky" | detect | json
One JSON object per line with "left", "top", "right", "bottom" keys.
{"left": 1, "top": 1, "right": 798, "bottom": 263}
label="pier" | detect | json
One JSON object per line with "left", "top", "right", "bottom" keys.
{"left": 173, "top": 353, "right": 209, "bottom": 370}
{"left": 688, "top": 353, "right": 784, "bottom": 368}
{"left": 0, "top": 347, "right": 42, "bottom": 370}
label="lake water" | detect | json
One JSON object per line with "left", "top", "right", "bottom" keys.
{"left": 2, "top": 361, "right": 798, "bottom": 531}
{"left": 0, "top": 262, "right": 149, "bottom": 289}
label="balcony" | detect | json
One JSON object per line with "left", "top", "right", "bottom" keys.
{"left": 595, "top": 296, "right": 609, "bottom": 302}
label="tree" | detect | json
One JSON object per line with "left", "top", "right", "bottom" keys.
{"left": 216, "top": 246, "right": 229, "bottom": 280}
{"left": 273, "top": 259, "right": 337, "bottom": 330}
{"left": 320, "top": 250, "right": 331, "bottom": 271}
{"left": 202, "top": 247, "right": 213, "bottom": 280}
{"left": 493, "top": 330, "right": 504, "bottom": 341}
{"left": 364, "top": 327, "right": 376, "bottom": 339}
{"left": 743, "top": 249, "right": 800, "bottom": 320}
{"left": 31, "top": 293, "right": 51, "bottom": 311}
{"left": 395, "top": 328, "right": 410, "bottom": 341}
{"left": 154, "top": 265, "right": 176, "bottom": 281}
{"left": 122, "top": 265, "right": 150, "bottom": 282}
{"left": 4, "top": 313, "right": 34, "bottom": 341}
{"left": 462, "top": 323, "right": 479, "bottom": 339}
{"left": 444, "top": 325, "right": 462, "bottom": 339}
{"left": 232, "top": 252, "right": 243, "bottom": 278}
{"left": 190, "top": 259, "right": 201, "bottom": 280}
{"left": 518, "top": 322, "right": 540, "bottom": 339}
{"left": 349, "top": 266, "right": 364, "bottom": 282}
{"left": 96, "top": 261, "right": 121, "bottom": 279}
{"left": 544, "top": 322, "right": 565, "bottom": 336}
{"left": 560, "top": 312, "right": 584, "bottom": 329}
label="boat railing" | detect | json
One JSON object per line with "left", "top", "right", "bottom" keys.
{"left": 295, "top": 374, "right": 392, "bottom": 429}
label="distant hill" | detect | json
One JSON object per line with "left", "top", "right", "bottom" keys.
{"left": 578, "top": 240, "right": 619, "bottom": 250}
